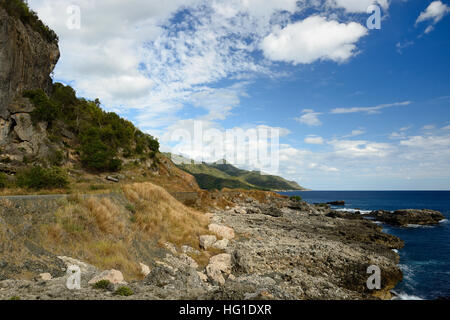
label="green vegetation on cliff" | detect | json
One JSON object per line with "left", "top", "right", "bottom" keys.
{"left": 24, "top": 83, "right": 160, "bottom": 172}
{"left": 0, "top": 0, "right": 58, "bottom": 43}
{"left": 171, "top": 157, "right": 305, "bottom": 191}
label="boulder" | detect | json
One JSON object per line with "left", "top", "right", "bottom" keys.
{"left": 199, "top": 235, "right": 217, "bottom": 250}
{"left": 106, "top": 176, "right": 119, "bottom": 183}
{"left": 234, "top": 207, "right": 247, "bottom": 214}
{"left": 88, "top": 269, "right": 127, "bottom": 285}
{"left": 209, "top": 254, "right": 232, "bottom": 275}
{"left": 212, "top": 239, "right": 229, "bottom": 250}
{"left": 38, "top": 273, "right": 52, "bottom": 281}
{"left": 208, "top": 224, "right": 235, "bottom": 240}
{"left": 206, "top": 264, "right": 225, "bottom": 286}
{"left": 140, "top": 263, "right": 150, "bottom": 277}
{"left": 197, "top": 271, "right": 208, "bottom": 283}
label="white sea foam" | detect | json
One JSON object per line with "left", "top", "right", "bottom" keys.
{"left": 391, "top": 291, "right": 424, "bottom": 300}
{"left": 439, "top": 219, "right": 448, "bottom": 224}
{"left": 334, "top": 208, "right": 372, "bottom": 215}
{"left": 406, "top": 224, "right": 433, "bottom": 228}
{"left": 392, "top": 249, "right": 399, "bottom": 253}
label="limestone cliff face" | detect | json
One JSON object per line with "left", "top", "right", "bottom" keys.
{"left": 0, "top": 7, "right": 60, "bottom": 168}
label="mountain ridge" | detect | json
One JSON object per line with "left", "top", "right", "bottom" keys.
{"left": 168, "top": 154, "right": 306, "bottom": 191}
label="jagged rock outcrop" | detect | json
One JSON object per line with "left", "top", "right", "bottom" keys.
{"left": 0, "top": 7, "right": 59, "bottom": 167}
{"left": 369, "top": 209, "right": 445, "bottom": 227}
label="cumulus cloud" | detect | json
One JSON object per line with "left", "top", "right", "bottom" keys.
{"left": 329, "top": 139, "right": 393, "bottom": 158}
{"left": 416, "top": 1, "right": 450, "bottom": 34}
{"left": 261, "top": 16, "right": 368, "bottom": 65}
{"left": 304, "top": 135, "right": 325, "bottom": 144}
{"left": 331, "top": 101, "right": 412, "bottom": 114}
{"left": 342, "top": 129, "right": 365, "bottom": 138}
{"left": 326, "top": 0, "right": 389, "bottom": 13}
{"left": 295, "top": 109, "right": 323, "bottom": 126}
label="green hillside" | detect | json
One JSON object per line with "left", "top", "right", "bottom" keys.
{"left": 169, "top": 156, "right": 305, "bottom": 191}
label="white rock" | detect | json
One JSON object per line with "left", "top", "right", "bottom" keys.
{"left": 39, "top": 273, "right": 52, "bottom": 281}
{"left": 212, "top": 239, "right": 229, "bottom": 250}
{"left": 209, "top": 224, "right": 235, "bottom": 240}
{"left": 197, "top": 271, "right": 208, "bottom": 282}
{"left": 140, "top": 263, "right": 150, "bottom": 277}
{"left": 88, "top": 269, "right": 127, "bottom": 285}
{"left": 209, "top": 253, "right": 232, "bottom": 275}
{"left": 234, "top": 207, "right": 247, "bottom": 214}
{"left": 199, "top": 235, "right": 217, "bottom": 250}
{"left": 206, "top": 264, "right": 225, "bottom": 286}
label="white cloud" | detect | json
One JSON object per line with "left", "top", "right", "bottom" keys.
{"left": 422, "top": 124, "right": 436, "bottom": 130}
{"left": 305, "top": 135, "right": 325, "bottom": 144}
{"left": 342, "top": 129, "right": 365, "bottom": 138}
{"left": 331, "top": 101, "right": 412, "bottom": 114}
{"left": 261, "top": 16, "right": 368, "bottom": 65}
{"left": 308, "top": 163, "right": 339, "bottom": 172}
{"left": 442, "top": 125, "right": 450, "bottom": 130}
{"left": 329, "top": 139, "right": 393, "bottom": 158}
{"left": 400, "top": 134, "right": 450, "bottom": 148}
{"left": 327, "top": 0, "right": 389, "bottom": 13}
{"left": 295, "top": 109, "right": 323, "bottom": 126}
{"left": 416, "top": 1, "right": 450, "bottom": 34}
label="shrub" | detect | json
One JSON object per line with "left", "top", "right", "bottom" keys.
{"left": 79, "top": 128, "right": 122, "bottom": 172}
{"left": 92, "top": 280, "right": 112, "bottom": 290}
{"left": 9, "top": 296, "right": 21, "bottom": 300}
{"left": 0, "top": 173, "right": 8, "bottom": 188}
{"left": 114, "top": 286, "right": 133, "bottom": 296}
{"left": 290, "top": 196, "right": 302, "bottom": 202}
{"left": 16, "top": 166, "right": 69, "bottom": 190}
{"left": 0, "top": 0, "right": 58, "bottom": 43}
{"left": 23, "top": 90, "right": 60, "bottom": 125}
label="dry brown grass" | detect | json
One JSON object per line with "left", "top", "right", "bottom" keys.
{"left": 41, "top": 195, "right": 140, "bottom": 278}
{"left": 123, "top": 182, "right": 210, "bottom": 248}
{"left": 85, "top": 198, "right": 125, "bottom": 235}
{"left": 39, "top": 182, "right": 212, "bottom": 279}
{"left": 0, "top": 198, "right": 13, "bottom": 208}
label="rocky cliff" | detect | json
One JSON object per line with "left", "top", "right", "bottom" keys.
{"left": 0, "top": 6, "right": 59, "bottom": 167}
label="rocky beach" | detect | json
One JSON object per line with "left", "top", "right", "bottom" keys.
{"left": 0, "top": 192, "right": 415, "bottom": 300}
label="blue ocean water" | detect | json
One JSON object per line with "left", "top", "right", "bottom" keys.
{"left": 280, "top": 191, "right": 450, "bottom": 300}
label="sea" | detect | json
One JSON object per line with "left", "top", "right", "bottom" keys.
{"left": 279, "top": 191, "right": 450, "bottom": 300}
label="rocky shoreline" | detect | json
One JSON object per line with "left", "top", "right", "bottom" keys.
{"left": 0, "top": 194, "right": 409, "bottom": 300}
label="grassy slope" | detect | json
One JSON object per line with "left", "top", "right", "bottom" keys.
{"left": 174, "top": 159, "right": 305, "bottom": 191}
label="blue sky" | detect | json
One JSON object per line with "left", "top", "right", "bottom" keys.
{"left": 29, "top": 0, "right": 450, "bottom": 190}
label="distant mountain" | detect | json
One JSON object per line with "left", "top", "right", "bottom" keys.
{"left": 168, "top": 155, "right": 305, "bottom": 191}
